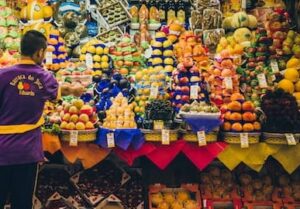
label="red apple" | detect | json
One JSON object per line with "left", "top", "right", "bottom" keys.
{"left": 181, "top": 86, "right": 190, "bottom": 94}
{"left": 80, "top": 105, "right": 93, "bottom": 116}
{"left": 182, "top": 95, "right": 190, "bottom": 102}
{"left": 179, "top": 77, "right": 189, "bottom": 84}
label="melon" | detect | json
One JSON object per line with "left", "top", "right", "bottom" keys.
{"left": 248, "top": 15, "right": 258, "bottom": 29}
{"left": 233, "top": 28, "right": 252, "bottom": 44}
{"left": 231, "top": 12, "right": 249, "bottom": 28}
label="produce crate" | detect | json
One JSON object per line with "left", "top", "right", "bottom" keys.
{"left": 203, "top": 199, "right": 242, "bottom": 209}
{"left": 70, "top": 160, "right": 131, "bottom": 207}
{"left": 148, "top": 184, "right": 201, "bottom": 209}
{"left": 60, "top": 129, "right": 98, "bottom": 143}
{"left": 222, "top": 132, "right": 260, "bottom": 144}
{"left": 243, "top": 201, "right": 283, "bottom": 209}
{"left": 141, "top": 129, "right": 178, "bottom": 142}
{"left": 96, "top": 27, "right": 123, "bottom": 45}
{"left": 263, "top": 132, "right": 300, "bottom": 145}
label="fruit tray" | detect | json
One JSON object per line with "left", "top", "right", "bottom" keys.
{"left": 141, "top": 129, "right": 178, "bottom": 142}
{"left": 180, "top": 129, "right": 218, "bottom": 143}
{"left": 70, "top": 160, "right": 131, "bottom": 207}
{"left": 263, "top": 132, "right": 300, "bottom": 145}
{"left": 96, "top": 27, "right": 123, "bottom": 45}
{"left": 148, "top": 184, "right": 201, "bottom": 209}
{"left": 60, "top": 129, "right": 98, "bottom": 143}
{"left": 222, "top": 132, "right": 260, "bottom": 144}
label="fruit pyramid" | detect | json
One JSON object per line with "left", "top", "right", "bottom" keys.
{"left": 222, "top": 93, "right": 261, "bottom": 132}
{"left": 80, "top": 39, "right": 111, "bottom": 73}
{"left": 45, "top": 30, "right": 68, "bottom": 71}
{"left": 171, "top": 56, "right": 209, "bottom": 112}
{"left": 59, "top": 99, "right": 97, "bottom": 130}
{"left": 109, "top": 34, "right": 145, "bottom": 76}
{"left": 103, "top": 93, "right": 137, "bottom": 129}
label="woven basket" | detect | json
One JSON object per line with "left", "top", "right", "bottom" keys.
{"left": 181, "top": 130, "right": 218, "bottom": 143}
{"left": 263, "top": 132, "right": 300, "bottom": 145}
{"left": 223, "top": 132, "right": 260, "bottom": 144}
{"left": 141, "top": 129, "right": 178, "bottom": 142}
{"left": 60, "top": 129, "right": 98, "bottom": 142}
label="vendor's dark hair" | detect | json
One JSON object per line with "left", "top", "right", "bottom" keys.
{"left": 21, "top": 30, "right": 47, "bottom": 56}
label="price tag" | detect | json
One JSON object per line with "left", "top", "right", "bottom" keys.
{"left": 69, "top": 130, "right": 78, "bottom": 146}
{"left": 240, "top": 133, "right": 249, "bottom": 148}
{"left": 270, "top": 60, "right": 279, "bottom": 73}
{"left": 154, "top": 120, "right": 164, "bottom": 130}
{"left": 161, "top": 129, "right": 170, "bottom": 145}
{"left": 150, "top": 85, "right": 159, "bottom": 99}
{"left": 257, "top": 74, "right": 268, "bottom": 88}
{"left": 107, "top": 132, "right": 115, "bottom": 148}
{"left": 197, "top": 131, "right": 207, "bottom": 146}
{"left": 85, "top": 53, "right": 93, "bottom": 69}
{"left": 224, "top": 77, "right": 233, "bottom": 90}
{"left": 190, "top": 85, "right": 199, "bottom": 99}
{"left": 45, "top": 52, "right": 53, "bottom": 64}
{"left": 241, "top": 0, "right": 247, "bottom": 9}
{"left": 285, "top": 134, "right": 297, "bottom": 145}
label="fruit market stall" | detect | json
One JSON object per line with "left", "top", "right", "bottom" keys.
{"left": 2, "top": 0, "right": 300, "bottom": 208}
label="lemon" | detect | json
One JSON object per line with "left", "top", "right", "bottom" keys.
{"left": 79, "top": 54, "right": 85, "bottom": 61}
{"left": 93, "top": 62, "right": 101, "bottom": 69}
{"left": 101, "top": 62, "right": 109, "bottom": 69}
{"left": 87, "top": 46, "right": 96, "bottom": 54}
{"left": 101, "top": 55, "right": 109, "bottom": 62}
{"left": 287, "top": 58, "right": 300, "bottom": 69}
{"left": 284, "top": 68, "right": 299, "bottom": 82}
{"left": 278, "top": 79, "right": 295, "bottom": 94}
{"left": 93, "top": 55, "right": 101, "bottom": 62}
{"left": 293, "top": 92, "right": 300, "bottom": 100}
{"left": 96, "top": 47, "right": 103, "bottom": 55}
{"left": 296, "top": 80, "right": 300, "bottom": 92}
{"left": 103, "top": 47, "right": 109, "bottom": 54}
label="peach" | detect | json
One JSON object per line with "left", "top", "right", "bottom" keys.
{"left": 227, "top": 101, "right": 242, "bottom": 112}
{"left": 230, "top": 112, "right": 242, "bottom": 121}
{"left": 66, "top": 122, "right": 76, "bottom": 130}
{"left": 253, "top": 122, "right": 261, "bottom": 131}
{"left": 230, "top": 93, "right": 245, "bottom": 102}
{"left": 243, "top": 123, "right": 254, "bottom": 132}
{"left": 76, "top": 122, "right": 85, "bottom": 130}
{"left": 242, "top": 112, "right": 256, "bottom": 122}
{"left": 221, "top": 69, "right": 233, "bottom": 77}
{"left": 60, "top": 121, "right": 68, "bottom": 129}
{"left": 224, "top": 112, "right": 231, "bottom": 120}
{"left": 242, "top": 101, "right": 255, "bottom": 112}
{"left": 223, "top": 122, "right": 231, "bottom": 131}
{"left": 70, "top": 114, "right": 79, "bottom": 123}
{"left": 69, "top": 106, "right": 78, "bottom": 114}
{"left": 79, "top": 114, "right": 89, "bottom": 123}
{"left": 221, "top": 59, "right": 233, "bottom": 69}
{"left": 62, "top": 113, "right": 71, "bottom": 122}
{"left": 231, "top": 123, "right": 243, "bottom": 132}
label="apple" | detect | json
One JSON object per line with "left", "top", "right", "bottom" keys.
{"left": 179, "top": 77, "right": 189, "bottom": 84}
{"left": 273, "top": 39, "right": 282, "bottom": 48}
{"left": 272, "top": 31, "right": 286, "bottom": 41}
{"left": 182, "top": 95, "right": 190, "bottom": 102}
{"left": 69, "top": 106, "right": 78, "bottom": 115}
{"left": 66, "top": 122, "right": 76, "bottom": 130}
{"left": 80, "top": 105, "right": 93, "bottom": 116}
{"left": 62, "top": 113, "right": 71, "bottom": 122}
{"left": 181, "top": 86, "right": 190, "bottom": 94}
{"left": 60, "top": 121, "right": 68, "bottom": 129}
{"left": 70, "top": 114, "right": 79, "bottom": 123}
{"left": 85, "top": 121, "right": 94, "bottom": 129}
{"left": 79, "top": 113, "right": 89, "bottom": 123}
{"left": 76, "top": 122, "right": 85, "bottom": 130}
{"left": 269, "top": 21, "right": 282, "bottom": 32}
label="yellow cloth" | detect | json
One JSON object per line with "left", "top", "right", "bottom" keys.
{"left": 42, "top": 133, "right": 61, "bottom": 154}
{"left": 0, "top": 116, "right": 45, "bottom": 134}
{"left": 218, "top": 143, "right": 280, "bottom": 172}
{"left": 61, "top": 141, "right": 110, "bottom": 169}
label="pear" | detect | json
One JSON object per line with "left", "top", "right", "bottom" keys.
{"left": 287, "top": 30, "right": 296, "bottom": 39}
{"left": 294, "top": 35, "right": 300, "bottom": 45}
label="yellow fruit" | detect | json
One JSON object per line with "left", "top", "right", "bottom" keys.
{"left": 43, "top": 6, "right": 53, "bottom": 19}
{"left": 81, "top": 46, "right": 87, "bottom": 54}
{"left": 93, "top": 62, "right": 101, "bottom": 69}
{"left": 87, "top": 46, "right": 96, "bottom": 54}
{"left": 66, "top": 122, "right": 76, "bottom": 130}
{"left": 103, "top": 47, "right": 109, "bottom": 54}
{"left": 219, "top": 37, "right": 228, "bottom": 48}
{"left": 293, "top": 92, "right": 300, "bottom": 100}
{"left": 278, "top": 79, "right": 295, "bottom": 94}
{"left": 101, "top": 55, "right": 109, "bottom": 62}
{"left": 76, "top": 122, "right": 86, "bottom": 130}
{"left": 85, "top": 121, "right": 94, "bottom": 129}
{"left": 70, "top": 114, "right": 79, "bottom": 123}
{"left": 295, "top": 81, "right": 300, "bottom": 92}
{"left": 134, "top": 106, "right": 140, "bottom": 113}
{"left": 96, "top": 47, "right": 103, "bottom": 55}
{"left": 135, "top": 71, "right": 143, "bottom": 81}
{"left": 284, "top": 68, "right": 299, "bottom": 82}
{"left": 93, "top": 55, "right": 101, "bottom": 62}
{"left": 79, "top": 54, "right": 85, "bottom": 61}
{"left": 101, "top": 62, "right": 109, "bottom": 69}
{"left": 72, "top": 99, "right": 84, "bottom": 109}
{"left": 233, "top": 44, "right": 244, "bottom": 55}
{"left": 287, "top": 58, "right": 300, "bottom": 69}
{"left": 60, "top": 121, "right": 68, "bottom": 129}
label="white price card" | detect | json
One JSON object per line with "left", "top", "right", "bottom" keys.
{"left": 150, "top": 85, "right": 159, "bottom": 99}
{"left": 224, "top": 77, "right": 233, "bottom": 90}
{"left": 257, "top": 73, "right": 268, "bottom": 88}
{"left": 69, "top": 130, "right": 78, "bottom": 147}
{"left": 271, "top": 60, "right": 279, "bottom": 73}
{"left": 190, "top": 85, "right": 199, "bottom": 100}
{"left": 197, "top": 131, "right": 207, "bottom": 146}
{"left": 161, "top": 129, "right": 170, "bottom": 145}
{"left": 154, "top": 120, "right": 164, "bottom": 130}
{"left": 241, "top": 0, "right": 247, "bottom": 9}
{"left": 45, "top": 52, "right": 53, "bottom": 64}
{"left": 285, "top": 134, "right": 297, "bottom": 145}
{"left": 240, "top": 133, "right": 249, "bottom": 148}
{"left": 107, "top": 132, "right": 115, "bottom": 148}
{"left": 85, "top": 53, "right": 93, "bottom": 69}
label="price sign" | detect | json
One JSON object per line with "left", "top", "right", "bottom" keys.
{"left": 85, "top": 53, "right": 93, "bottom": 69}
{"left": 69, "top": 130, "right": 78, "bottom": 146}
{"left": 271, "top": 60, "right": 279, "bottom": 73}
{"left": 257, "top": 74, "right": 268, "bottom": 88}
{"left": 150, "top": 85, "right": 159, "bottom": 99}
{"left": 154, "top": 120, "right": 164, "bottom": 130}
{"left": 285, "top": 134, "right": 297, "bottom": 145}
{"left": 190, "top": 85, "right": 199, "bottom": 99}
{"left": 161, "top": 129, "right": 170, "bottom": 145}
{"left": 240, "top": 133, "right": 249, "bottom": 148}
{"left": 241, "top": 0, "right": 247, "bottom": 9}
{"left": 224, "top": 77, "right": 233, "bottom": 90}
{"left": 197, "top": 131, "right": 207, "bottom": 146}
{"left": 107, "top": 132, "right": 115, "bottom": 148}
{"left": 45, "top": 52, "right": 53, "bottom": 64}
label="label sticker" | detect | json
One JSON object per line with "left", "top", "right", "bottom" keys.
{"left": 257, "top": 73, "right": 268, "bottom": 88}
{"left": 224, "top": 77, "right": 233, "bottom": 90}
{"left": 285, "top": 134, "right": 297, "bottom": 145}
{"left": 271, "top": 60, "right": 279, "bottom": 73}
{"left": 154, "top": 120, "right": 164, "bottom": 130}
{"left": 150, "top": 85, "right": 159, "bottom": 99}
{"left": 107, "top": 132, "right": 115, "bottom": 148}
{"left": 45, "top": 52, "right": 53, "bottom": 64}
{"left": 161, "top": 129, "right": 170, "bottom": 145}
{"left": 190, "top": 85, "right": 199, "bottom": 99}
{"left": 240, "top": 133, "right": 249, "bottom": 148}
{"left": 85, "top": 53, "right": 93, "bottom": 69}
{"left": 69, "top": 130, "right": 78, "bottom": 146}
{"left": 197, "top": 131, "right": 207, "bottom": 146}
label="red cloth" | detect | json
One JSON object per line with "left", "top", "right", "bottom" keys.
{"left": 182, "top": 142, "right": 227, "bottom": 170}
{"left": 114, "top": 143, "right": 156, "bottom": 165}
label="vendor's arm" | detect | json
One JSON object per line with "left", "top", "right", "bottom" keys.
{"left": 41, "top": 71, "right": 61, "bottom": 102}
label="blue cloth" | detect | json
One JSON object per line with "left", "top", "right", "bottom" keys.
{"left": 182, "top": 116, "right": 221, "bottom": 133}
{"left": 96, "top": 128, "right": 144, "bottom": 150}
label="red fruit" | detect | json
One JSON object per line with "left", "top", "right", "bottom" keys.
{"left": 181, "top": 86, "right": 190, "bottom": 94}
{"left": 181, "top": 95, "right": 190, "bottom": 102}
{"left": 179, "top": 77, "right": 189, "bottom": 84}
{"left": 23, "top": 83, "right": 30, "bottom": 90}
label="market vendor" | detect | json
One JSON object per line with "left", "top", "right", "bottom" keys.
{"left": 0, "top": 30, "right": 60, "bottom": 209}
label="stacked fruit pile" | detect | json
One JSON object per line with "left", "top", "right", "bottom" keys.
{"left": 109, "top": 35, "right": 145, "bottom": 76}
{"left": 80, "top": 40, "right": 111, "bottom": 73}
{"left": 59, "top": 99, "right": 97, "bottom": 130}
{"left": 45, "top": 30, "right": 68, "bottom": 71}
{"left": 102, "top": 93, "right": 136, "bottom": 129}
{"left": 282, "top": 30, "right": 300, "bottom": 58}
{"left": 222, "top": 94, "right": 261, "bottom": 132}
